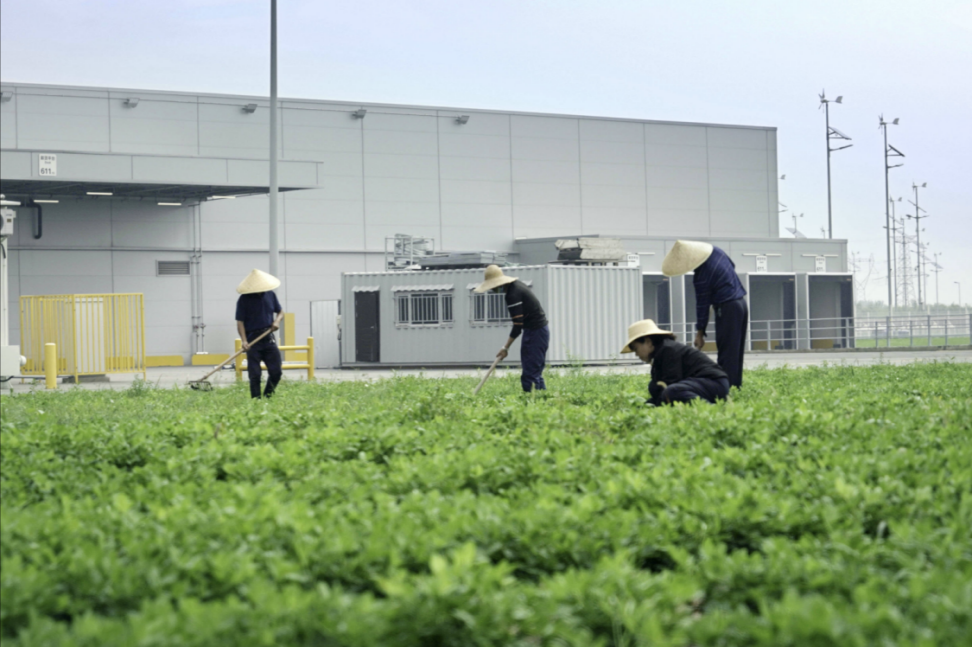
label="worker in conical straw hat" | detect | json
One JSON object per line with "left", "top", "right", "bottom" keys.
{"left": 235, "top": 269, "right": 284, "bottom": 399}
{"left": 475, "top": 265, "right": 550, "bottom": 392}
{"left": 620, "top": 319, "right": 729, "bottom": 406}
{"left": 662, "top": 240, "right": 748, "bottom": 390}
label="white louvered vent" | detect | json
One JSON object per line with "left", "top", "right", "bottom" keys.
{"left": 156, "top": 261, "right": 191, "bottom": 276}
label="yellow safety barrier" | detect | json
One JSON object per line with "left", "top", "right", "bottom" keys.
{"left": 236, "top": 336, "right": 315, "bottom": 382}
{"left": 45, "top": 343, "right": 58, "bottom": 389}
{"left": 20, "top": 293, "right": 147, "bottom": 382}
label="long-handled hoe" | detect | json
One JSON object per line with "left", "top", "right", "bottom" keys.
{"left": 473, "top": 354, "right": 504, "bottom": 395}
{"left": 188, "top": 327, "right": 274, "bottom": 391}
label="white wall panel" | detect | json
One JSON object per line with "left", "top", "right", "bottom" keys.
{"left": 14, "top": 202, "right": 112, "bottom": 248}
{"left": 511, "top": 115, "right": 578, "bottom": 139}
{"left": 0, "top": 151, "right": 31, "bottom": 178}
{"left": 285, "top": 194, "right": 363, "bottom": 224}
{"left": 645, "top": 165, "right": 708, "bottom": 189}
{"left": 363, "top": 153, "right": 438, "bottom": 179}
{"left": 439, "top": 133, "right": 510, "bottom": 159}
{"left": 284, "top": 126, "right": 362, "bottom": 156}
{"left": 363, "top": 130, "right": 438, "bottom": 156}
{"left": 710, "top": 212, "right": 771, "bottom": 237}
{"left": 708, "top": 147, "right": 768, "bottom": 171}
{"left": 437, "top": 113, "right": 509, "bottom": 136}
{"left": 646, "top": 187, "right": 709, "bottom": 211}
{"left": 110, "top": 98, "right": 198, "bottom": 156}
{"left": 582, "top": 184, "right": 646, "bottom": 209}
{"left": 439, "top": 156, "right": 511, "bottom": 182}
{"left": 706, "top": 127, "right": 768, "bottom": 150}
{"left": 365, "top": 225, "right": 439, "bottom": 250}
{"left": 708, "top": 167, "right": 769, "bottom": 191}
{"left": 581, "top": 162, "right": 646, "bottom": 187}
{"left": 16, "top": 94, "right": 110, "bottom": 152}
{"left": 647, "top": 210, "right": 709, "bottom": 237}
{"left": 1, "top": 94, "right": 19, "bottom": 148}
{"left": 512, "top": 205, "right": 581, "bottom": 231}
{"left": 441, "top": 223, "right": 514, "bottom": 251}
{"left": 284, "top": 223, "right": 364, "bottom": 250}
{"left": 644, "top": 124, "right": 707, "bottom": 146}
{"left": 511, "top": 159, "right": 579, "bottom": 184}
{"left": 365, "top": 113, "right": 437, "bottom": 133}
{"left": 580, "top": 139, "right": 645, "bottom": 165}
{"left": 581, "top": 207, "right": 648, "bottom": 236}
{"left": 440, "top": 180, "right": 511, "bottom": 205}
{"left": 580, "top": 119, "right": 644, "bottom": 142}
{"left": 512, "top": 182, "right": 580, "bottom": 207}
{"left": 364, "top": 177, "right": 439, "bottom": 204}
{"left": 644, "top": 144, "right": 708, "bottom": 167}
{"left": 133, "top": 156, "right": 227, "bottom": 184}
{"left": 364, "top": 201, "right": 439, "bottom": 226}
{"left": 198, "top": 103, "right": 274, "bottom": 159}
{"left": 35, "top": 152, "right": 132, "bottom": 181}
{"left": 203, "top": 194, "right": 271, "bottom": 223}
{"left": 710, "top": 188, "right": 770, "bottom": 212}
{"left": 201, "top": 221, "right": 267, "bottom": 250}
{"left": 511, "top": 136, "right": 579, "bottom": 162}
{"left": 227, "top": 160, "right": 317, "bottom": 187}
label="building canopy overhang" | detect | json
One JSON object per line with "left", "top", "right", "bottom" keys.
{"left": 0, "top": 178, "right": 304, "bottom": 203}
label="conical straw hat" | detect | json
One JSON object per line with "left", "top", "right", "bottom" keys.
{"left": 474, "top": 265, "right": 518, "bottom": 293}
{"left": 620, "top": 319, "right": 675, "bottom": 353}
{"left": 237, "top": 269, "right": 281, "bottom": 294}
{"left": 661, "top": 240, "right": 714, "bottom": 277}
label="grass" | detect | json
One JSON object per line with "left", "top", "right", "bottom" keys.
{"left": 854, "top": 335, "right": 970, "bottom": 348}
{"left": 2, "top": 363, "right": 971, "bottom": 646}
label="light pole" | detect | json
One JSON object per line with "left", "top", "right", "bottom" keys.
{"left": 887, "top": 197, "right": 903, "bottom": 306}
{"left": 932, "top": 252, "right": 942, "bottom": 305}
{"left": 908, "top": 182, "right": 928, "bottom": 306}
{"left": 956, "top": 282, "right": 962, "bottom": 306}
{"left": 820, "top": 91, "right": 852, "bottom": 239}
{"left": 268, "top": 0, "right": 279, "bottom": 278}
{"left": 880, "top": 115, "right": 903, "bottom": 314}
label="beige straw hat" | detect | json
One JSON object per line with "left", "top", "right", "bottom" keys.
{"left": 474, "top": 265, "right": 518, "bottom": 293}
{"left": 661, "top": 240, "right": 714, "bottom": 277}
{"left": 620, "top": 319, "right": 675, "bottom": 353}
{"left": 237, "top": 269, "right": 281, "bottom": 295}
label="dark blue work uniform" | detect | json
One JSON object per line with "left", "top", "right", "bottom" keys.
{"left": 235, "top": 291, "right": 283, "bottom": 398}
{"left": 693, "top": 246, "right": 748, "bottom": 389}
{"left": 505, "top": 281, "right": 549, "bottom": 392}
{"left": 647, "top": 338, "right": 730, "bottom": 406}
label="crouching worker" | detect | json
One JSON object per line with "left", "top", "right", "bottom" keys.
{"left": 235, "top": 269, "right": 284, "bottom": 399}
{"left": 620, "top": 319, "right": 729, "bottom": 406}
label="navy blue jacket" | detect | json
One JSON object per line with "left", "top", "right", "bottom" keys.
{"left": 235, "top": 291, "right": 282, "bottom": 337}
{"left": 693, "top": 246, "right": 746, "bottom": 333}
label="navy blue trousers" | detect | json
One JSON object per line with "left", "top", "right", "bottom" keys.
{"left": 246, "top": 333, "right": 282, "bottom": 398}
{"left": 659, "top": 376, "right": 730, "bottom": 405}
{"left": 520, "top": 325, "right": 549, "bottom": 392}
{"left": 715, "top": 297, "right": 748, "bottom": 389}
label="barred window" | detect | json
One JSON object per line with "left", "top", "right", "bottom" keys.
{"left": 394, "top": 291, "right": 454, "bottom": 327}
{"left": 470, "top": 292, "right": 511, "bottom": 324}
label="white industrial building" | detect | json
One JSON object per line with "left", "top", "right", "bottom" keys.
{"left": 0, "top": 82, "right": 852, "bottom": 370}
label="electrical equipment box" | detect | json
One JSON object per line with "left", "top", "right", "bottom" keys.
{"left": 0, "top": 208, "right": 14, "bottom": 237}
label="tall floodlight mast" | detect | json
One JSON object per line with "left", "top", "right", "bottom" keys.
{"left": 820, "top": 91, "right": 852, "bottom": 239}
{"left": 879, "top": 115, "right": 904, "bottom": 315}
{"left": 268, "top": 0, "right": 279, "bottom": 278}
{"left": 908, "top": 182, "right": 928, "bottom": 306}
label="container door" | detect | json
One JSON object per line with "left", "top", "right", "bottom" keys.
{"left": 354, "top": 292, "right": 380, "bottom": 362}
{"left": 310, "top": 300, "right": 341, "bottom": 368}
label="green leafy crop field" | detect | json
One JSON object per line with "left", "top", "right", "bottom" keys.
{"left": 2, "top": 363, "right": 971, "bottom": 646}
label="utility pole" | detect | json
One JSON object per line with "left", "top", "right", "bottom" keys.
{"left": 908, "top": 182, "right": 928, "bottom": 306}
{"left": 879, "top": 115, "right": 903, "bottom": 314}
{"left": 268, "top": 0, "right": 279, "bottom": 278}
{"left": 888, "top": 197, "right": 902, "bottom": 306}
{"left": 932, "top": 252, "right": 942, "bottom": 305}
{"left": 820, "top": 91, "right": 852, "bottom": 239}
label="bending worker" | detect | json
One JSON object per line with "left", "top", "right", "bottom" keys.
{"left": 475, "top": 265, "right": 549, "bottom": 392}
{"left": 235, "top": 269, "right": 284, "bottom": 399}
{"left": 621, "top": 319, "right": 729, "bottom": 406}
{"left": 662, "top": 240, "right": 748, "bottom": 389}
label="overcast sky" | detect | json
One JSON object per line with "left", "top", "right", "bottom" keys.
{"left": 2, "top": 0, "right": 970, "bottom": 305}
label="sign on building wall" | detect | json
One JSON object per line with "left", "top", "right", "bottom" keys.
{"left": 755, "top": 255, "right": 768, "bottom": 273}
{"left": 38, "top": 154, "right": 57, "bottom": 177}
{"left": 626, "top": 253, "right": 640, "bottom": 268}
{"left": 815, "top": 256, "right": 827, "bottom": 273}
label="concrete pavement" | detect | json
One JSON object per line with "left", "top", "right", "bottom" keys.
{"left": 3, "top": 348, "right": 970, "bottom": 394}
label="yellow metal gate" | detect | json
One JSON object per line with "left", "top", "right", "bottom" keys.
{"left": 20, "top": 294, "right": 147, "bottom": 380}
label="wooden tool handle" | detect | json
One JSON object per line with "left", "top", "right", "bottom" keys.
{"left": 197, "top": 327, "right": 275, "bottom": 382}
{"left": 473, "top": 355, "right": 502, "bottom": 395}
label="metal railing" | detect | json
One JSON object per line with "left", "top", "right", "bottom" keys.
{"left": 20, "top": 293, "right": 147, "bottom": 381}
{"left": 666, "top": 313, "right": 971, "bottom": 351}
{"left": 235, "top": 337, "right": 315, "bottom": 382}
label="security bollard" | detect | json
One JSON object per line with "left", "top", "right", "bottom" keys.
{"left": 307, "top": 337, "right": 315, "bottom": 381}
{"left": 235, "top": 338, "right": 243, "bottom": 381}
{"left": 44, "top": 343, "right": 58, "bottom": 389}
